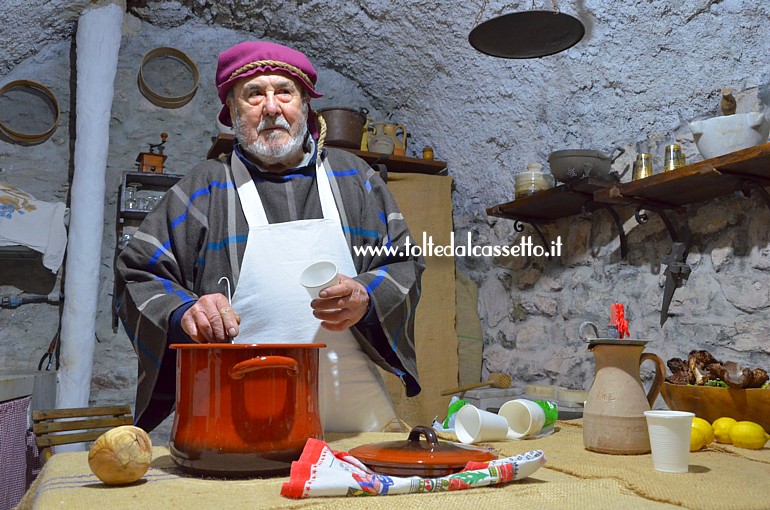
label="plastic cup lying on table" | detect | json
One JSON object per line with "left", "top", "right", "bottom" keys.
{"left": 644, "top": 410, "right": 694, "bottom": 473}
{"left": 498, "top": 398, "right": 559, "bottom": 439}
{"left": 300, "top": 261, "right": 339, "bottom": 299}
{"left": 455, "top": 404, "right": 511, "bottom": 444}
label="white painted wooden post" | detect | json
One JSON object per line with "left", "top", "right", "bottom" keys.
{"left": 56, "top": 2, "right": 124, "bottom": 451}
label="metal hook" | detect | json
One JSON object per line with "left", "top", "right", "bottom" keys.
{"left": 218, "top": 276, "right": 232, "bottom": 304}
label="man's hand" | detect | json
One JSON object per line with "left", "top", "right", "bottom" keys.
{"left": 181, "top": 293, "right": 241, "bottom": 343}
{"left": 311, "top": 274, "right": 370, "bottom": 332}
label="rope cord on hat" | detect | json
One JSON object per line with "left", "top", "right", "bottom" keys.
{"left": 229, "top": 60, "right": 314, "bottom": 91}
{"left": 315, "top": 111, "right": 326, "bottom": 150}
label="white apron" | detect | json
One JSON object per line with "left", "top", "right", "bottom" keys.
{"left": 228, "top": 154, "right": 396, "bottom": 432}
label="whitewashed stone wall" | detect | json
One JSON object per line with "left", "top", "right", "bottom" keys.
{"left": 1, "top": 0, "right": 769, "bottom": 442}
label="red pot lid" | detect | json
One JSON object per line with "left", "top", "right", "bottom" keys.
{"left": 348, "top": 426, "right": 498, "bottom": 477}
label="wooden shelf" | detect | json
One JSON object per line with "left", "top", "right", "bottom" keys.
{"left": 338, "top": 148, "right": 447, "bottom": 175}
{"left": 206, "top": 133, "right": 447, "bottom": 175}
{"left": 593, "top": 143, "right": 770, "bottom": 208}
{"left": 487, "top": 143, "right": 770, "bottom": 224}
{"left": 486, "top": 178, "right": 617, "bottom": 223}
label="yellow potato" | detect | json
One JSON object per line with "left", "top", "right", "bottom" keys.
{"left": 88, "top": 425, "right": 152, "bottom": 485}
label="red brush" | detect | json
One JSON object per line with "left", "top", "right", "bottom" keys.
{"left": 609, "top": 303, "right": 630, "bottom": 338}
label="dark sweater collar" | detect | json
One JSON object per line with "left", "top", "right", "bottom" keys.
{"left": 232, "top": 134, "right": 322, "bottom": 181}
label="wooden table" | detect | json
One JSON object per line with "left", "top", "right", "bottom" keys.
{"left": 18, "top": 420, "right": 770, "bottom": 509}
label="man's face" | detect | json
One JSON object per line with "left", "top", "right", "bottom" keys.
{"left": 228, "top": 72, "right": 308, "bottom": 165}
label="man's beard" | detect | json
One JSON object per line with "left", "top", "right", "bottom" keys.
{"left": 232, "top": 102, "right": 308, "bottom": 165}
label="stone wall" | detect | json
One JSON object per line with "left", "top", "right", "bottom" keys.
{"left": 1, "top": 1, "right": 769, "bottom": 443}
{"left": 453, "top": 0, "right": 770, "bottom": 398}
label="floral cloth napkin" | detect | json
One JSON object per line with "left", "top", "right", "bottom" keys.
{"left": 0, "top": 182, "right": 67, "bottom": 272}
{"left": 281, "top": 438, "right": 546, "bottom": 499}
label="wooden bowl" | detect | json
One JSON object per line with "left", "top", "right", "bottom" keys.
{"left": 661, "top": 382, "right": 770, "bottom": 432}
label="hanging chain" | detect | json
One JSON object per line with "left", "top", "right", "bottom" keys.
{"left": 473, "top": 0, "right": 490, "bottom": 27}
{"left": 532, "top": 0, "right": 561, "bottom": 12}
{"left": 475, "top": 0, "right": 562, "bottom": 27}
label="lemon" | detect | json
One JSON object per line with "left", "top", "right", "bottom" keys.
{"left": 692, "top": 417, "right": 714, "bottom": 445}
{"left": 690, "top": 427, "right": 708, "bottom": 451}
{"left": 712, "top": 417, "right": 738, "bottom": 444}
{"left": 729, "top": 421, "right": 770, "bottom": 450}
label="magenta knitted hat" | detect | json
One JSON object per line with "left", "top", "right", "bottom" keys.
{"left": 216, "top": 41, "right": 322, "bottom": 127}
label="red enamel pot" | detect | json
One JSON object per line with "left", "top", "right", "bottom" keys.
{"left": 169, "top": 343, "right": 325, "bottom": 477}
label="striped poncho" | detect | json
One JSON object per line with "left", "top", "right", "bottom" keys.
{"left": 115, "top": 147, "right": 424, "bottom": 431}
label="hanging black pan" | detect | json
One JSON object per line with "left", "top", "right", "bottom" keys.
{"left": 469, "top": 10, "right": 585, "bottom": 59}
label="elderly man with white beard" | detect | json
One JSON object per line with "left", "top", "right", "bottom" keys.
{"left": 115, "top": 41, "right": 424, "bottom": 434}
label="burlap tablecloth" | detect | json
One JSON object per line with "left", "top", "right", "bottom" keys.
{"left": 17, "top": 420, "right": 770, "bottom": 510}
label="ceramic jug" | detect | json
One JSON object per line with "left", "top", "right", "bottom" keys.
{"left": 383, "top": 123, "right": 407, "bottom": 156}
{"left": 582, "top": 340, "right": 666, "bottom": 454}
{"left": 367, "top": 121, "right": 395, "bottom": 155}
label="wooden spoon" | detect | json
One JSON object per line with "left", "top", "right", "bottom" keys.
{"left": 440, "top": 372, "right": 512, "bottom": 396}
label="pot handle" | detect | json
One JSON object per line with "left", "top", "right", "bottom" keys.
{"left": 614, "top": 162, "right": 631, "bottom": 180}
{"left": 393, "top": 124, "right": 407, "bottom": 144}
{"left": 609, "top": 146, "right": 625, "bottom": 163}
{"left": 407, "top": 426, "right": 439, "bottom": 447}
{"left": 640, "top": 352, "right": 666, "bottom": 407}
{"left": 578, "top": 321, "right": 599, "bottom": 341}
{"left": 748, "top": 111, "right": 766, "bottom": 129}
{"left": 229, "top": 355, "right": 299, "bottom": 380}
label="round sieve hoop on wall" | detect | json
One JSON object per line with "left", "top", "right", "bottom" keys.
{"left": 137, "top": 47, "right": 199, "bottom": 108}
{"left": 0, "top": 80, "right": 60, "bottom": 145}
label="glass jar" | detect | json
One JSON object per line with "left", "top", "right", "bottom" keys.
{"left": 514, "top": 163, "right": 554, "bottom": 198}
{"left": 124, "top": 184, "right": 138, "bottom": 210}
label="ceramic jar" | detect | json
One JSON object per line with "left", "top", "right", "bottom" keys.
{"left": 514, "top": 163, "right": 554, "bottom": 198}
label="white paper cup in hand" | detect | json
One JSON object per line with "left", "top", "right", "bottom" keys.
{"left": 498, "top": 398, "right": 549, "bottom": 439}
{"left": 644, "top": 410, "right": 694, "bottom": 473}
{"left": 455, "top": 404, "right": 510, "bottom": 444}
{"left": 300, "top": 261, "right": 338, "bottom": 299}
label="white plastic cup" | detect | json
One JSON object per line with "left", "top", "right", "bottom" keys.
{"left": 644, "top": 410, "right": 694, "bottom": 473}
{"left": 455, "top": 404, "right": 510, "bottom": 444}
{"left": 498, "top": 398, "right": 558, "bottom": 439}
{"left": 300, "top": 261, "right": 338, "bottom": 299}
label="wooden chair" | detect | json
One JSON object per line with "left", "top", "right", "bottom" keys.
{"left": 32, "top": 405, "right": 133, "bottom": 463}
